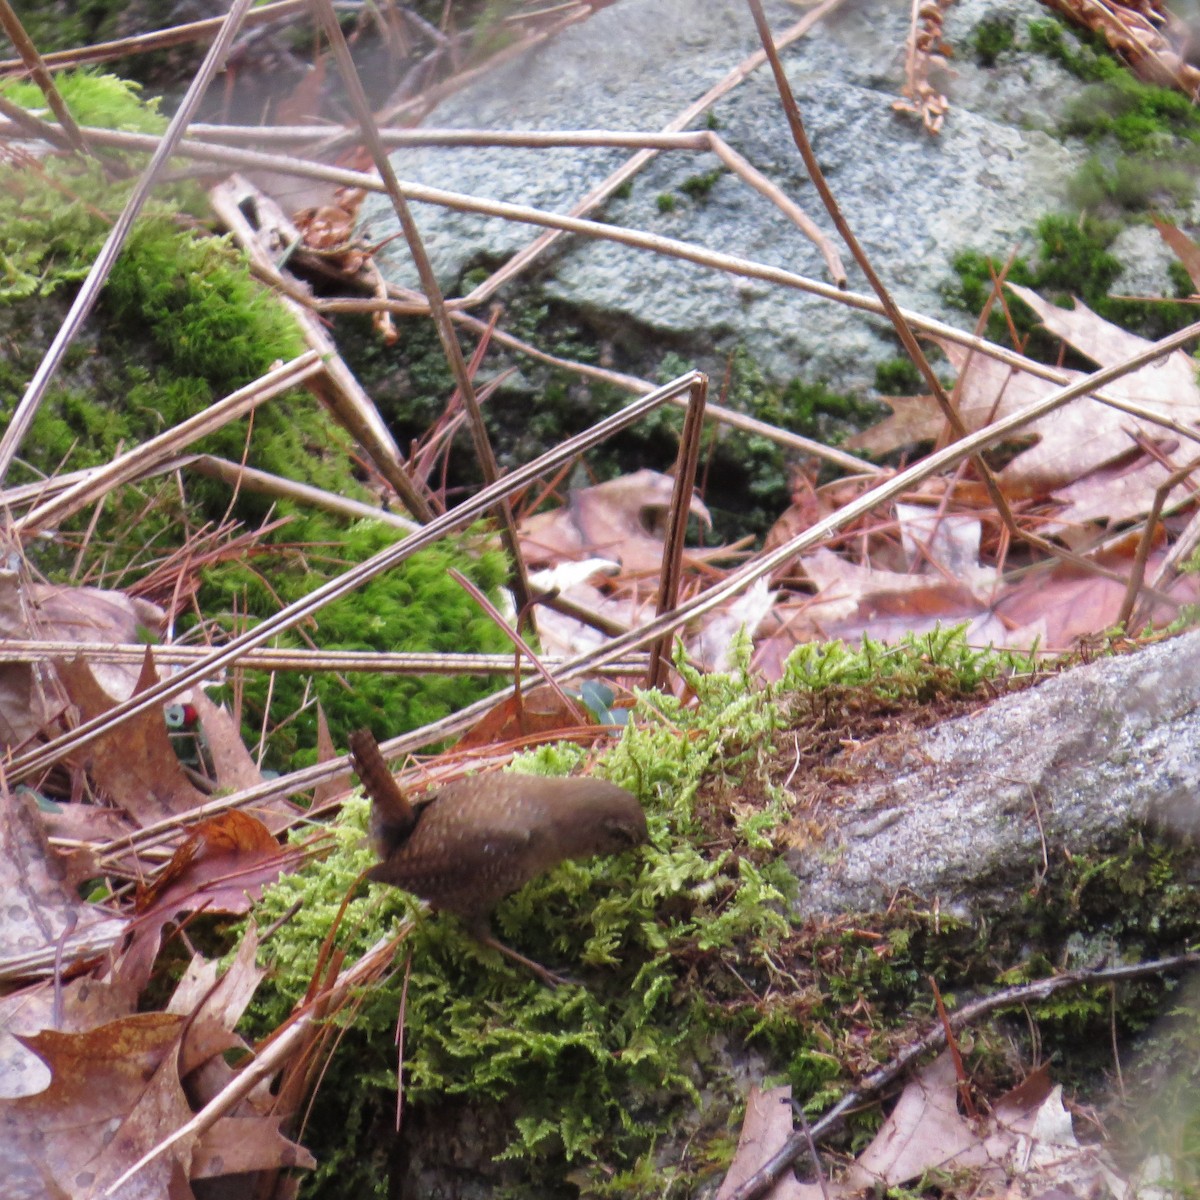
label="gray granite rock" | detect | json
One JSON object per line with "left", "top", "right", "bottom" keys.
{"left": 787, "top": 630, "right": 1200, "bottom": 916}
{"left": 360, "top": 0, "right": 1088, "bottom": 387}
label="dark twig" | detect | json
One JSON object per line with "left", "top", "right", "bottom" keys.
{"left": 727, "top": 951, "right": 1200, "bottom": 1200}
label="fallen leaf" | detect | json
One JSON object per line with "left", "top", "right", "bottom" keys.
{"left": 0, "top": 780, "right": 126, "bottom": 985}
{"left": 0, "top": 970, "right": 137, "bottom": 1099}
{"left": 122, "top": 812, "right": 290, "bottom": 986}
{"left": 0, "top": 1013, "right": 196, "bottom": 1200}
{"left": 56, "top": 650, "right": 208, "bottom": 826}
{"left": 1152, "top": 216, "right": 1200, "bottom": 294}
{"left": 454, "top": 685, "right": 595, "bottom": 751}
{"left": 519, "top": 469, "right": 717, "bottom": 575}
{"left": 311, "top": 700, "right": 352, "bottom": 806}
{"left": 717, "top": 1084, "right": 821, "bottom": 1200}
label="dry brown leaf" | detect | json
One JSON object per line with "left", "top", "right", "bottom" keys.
{"left": 0, "top": 781, "right": 126, "bottom": 985}
{"left": 191, "top": 1115, "right": 314, "bottom": 1178}
{"left": 1152, "top": 215, "right": 1200, "bottom": 293}
{"left": 1003, "top": 284, "right": 1200, "bottom": 493}
{"left": 841, "top": 1052, "right": 990, "bottom": 1191}
{"left": 0, "top": 936, "right": 313, "bottom": 1197}
{"left": 993, "top": 546, "right": 1199, "bottom": 648}
{"left": 188, "top": 688, "right": 301, "bottom": 831}
{"left": 0, "top": 568, "right": 63, "bottom": 755}
{"left": 518, "top": 469, "right": 716, "bottom": 574}
{"left": 56, "top": 650, "right": 209, "bottom": 826}
{"left": 716, "top": 1084, "right": 821, "bottom": 1200}
{"left": 454, "top": 685, "right": 594, "bottom": 751}
{"left": 122, "top": 812, "right": 289, "bottom": 986}
{"left": 168, "top": 928, "right": 263, "bottom": 1080}
{"left": 851, "top": 286, "right": 1200, "bottom": 510}
{"left": 0, "top": 970, "right": 138, "bottom": 1099}
{"left": 800, "top": 547, "right": 1006, "bottom": 645}
{"left": 847, "top": 392, "right": 947, "bottom": 457}
{"left": 0, "top": 1013, "right": 197, "bottom": 1200}
{"left": 1048, "top": 452, "right": 1197, "bottom": 536}
{"left": 188, "top": 688, "right": 261, "bottom": 793}
{"left": 312, "top": 699, "right": 353, "bottom": 806}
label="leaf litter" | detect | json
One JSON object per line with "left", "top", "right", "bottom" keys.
{"left": 3, "top": 0, "right": 1200, "bottom": 1195}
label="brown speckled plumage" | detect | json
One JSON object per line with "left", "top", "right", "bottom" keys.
{"left": 348, "top": 729, "right": 647, "bottom": 983}
{"left": 365, "top": 772, "right": 647, "bottom": 927}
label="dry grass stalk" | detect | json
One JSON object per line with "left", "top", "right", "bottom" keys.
{"left": 14, "top": 353, "right": 323, "bottom": 536}
{"left": 8, "top": 372, "right": 705, "bottom": 785}
{"left": 24, "top": 118, "right": 1200, "bottom": 448}
{"left": 0, "top": 0, "right": 306, "bottom": 75}
{"left": 311, "top": 0, "right": 534, "bottom": 622}
{"left": 0, "top": 0, "right": 91, "bottom": 155}
{"left": 0, "top": 640, "right": 648, "bottom": 676}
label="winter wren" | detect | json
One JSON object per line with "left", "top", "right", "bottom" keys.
{"left": 348, "top": 729, "right": 647, "bottom": 984}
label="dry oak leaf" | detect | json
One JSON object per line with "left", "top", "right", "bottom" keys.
{"left": 518, "top": 469, "right": 716, "bottom": 574}
{"left": 55, "top": 649, "right": 208, "bottom": 827}
{"left": 0, "top": 1013, "right": 197, "bottom": 1200}
{"left": 1003, "top": 283, "right": 1200, "bottom": 494}
{"left": 851, "top": 287, "right": 1200, "bottom": 503}
{"left": 0, "top": 782, "right": 126, "bottom": 985}
{"left": 716, "top": 1083, "right": 820, "bottom": 1200}
{"left": 187, "top": 688, "right": 300, "bottom": 831}
{"left": 120, "top": 812, "right": 292, "bottom": 987}
{"left": 0, "top": 566, "right": 166, "bottom": 756}
{"left": 0, "top": 970, "right": 137, "bottom": 1100}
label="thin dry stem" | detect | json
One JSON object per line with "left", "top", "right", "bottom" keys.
{"left": 24, "top": 118, "right": 1198, "bottom": 449}
{"left": 14, "top": 353, "right": 323, "bottom": 536}
{"left": 9, "top": 373, "right": 705, "bottom": 784}
{"left": 309, "top": 0, "right": 533, "bottom": 620}
{"left": 0, "top": 0, "right": 91, "bottom": 154}
{"left": 649, "top": 375, "right": 708, "bottom": 689}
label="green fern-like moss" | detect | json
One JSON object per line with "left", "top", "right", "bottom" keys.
{"left": 243, "top": 630, "right": 1038, "bottom": 1198}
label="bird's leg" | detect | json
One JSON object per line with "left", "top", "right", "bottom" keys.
{"left": 473, "top": 931, "right": 575, "bottom": 988}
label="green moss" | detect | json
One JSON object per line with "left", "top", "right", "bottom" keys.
{"left": 244, "top": 630, "right": 1055, "bottom": 1198}
{"left": 0, "top": 74, "right": 513, "bottom": 765}
{"left": 1069, "top": 155, "right": 1196, "bottom": 211}
{"left": 204, "top": 521, "right": 511, "bottom": 771}
{"left": 1027, "top": 15, "right": 1127, "bottom": 83}
{"left": 656, "top": 192, "right": 677, "bottom": 214}
{"left": 947, "top": 214, "right": 1194, "bottom": 349}
{"left": 1062, "top": 72, "right": 1200, "bottom": 150}
{"left": 678, "top": 167, "right": 725, "bottom": 203}
{"left": 972, "top": 15, "right": 1016, "bottom": 67}
{"left": 874, "top": 356, "right": 923, "bottom": 395}
{"left": 2, "top": 70, "right": 166, "bottom": 133}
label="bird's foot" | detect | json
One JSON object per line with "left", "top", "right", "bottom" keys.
{"left": 477, "top": 934, "right": 578, "bottom": 988}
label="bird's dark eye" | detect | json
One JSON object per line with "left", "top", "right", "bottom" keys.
{"left": 603, "top": 819, "right": 643, "bottom": 849}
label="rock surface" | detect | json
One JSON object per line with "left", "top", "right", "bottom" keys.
{"left": 360, "top": 0, "right": 1089, "bottom": 387}
{"left": 788, "top": 630, "right": 1200, "bottom": 915}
